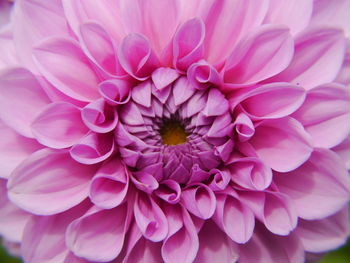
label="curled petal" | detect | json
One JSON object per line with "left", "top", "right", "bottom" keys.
{"left": 33, "top": 37, "right": 100, "bottom": 102}
{"left": 227, "top": 157, "right": 272, "bottom": 191}
{"left": 7, "top": 149, "right": 97, "bottom": 215}
{"left": 207, "top": 168, "right": 231, "bottom": 191}
{"left": 89, "top": 157, "right": 129, "bottom": 209}
{"left": 213, "top": 191, "right": 255, "bottom": 243}
{"left": 155, "top": 180, "right": 181, "bottom": 204}
{"left": 269, "top": 27, "right": 346, "bottom": 89}
{"left": 181, "top": 184, "right": 216, "bottom": 219}
{"left": 187, "top": 60, "right": 221, "bottom": 90}
{"left": 250, "top": 117, "right": 313, "bottom": 172}
{"left": 70, "top": 132, "right": 114, "bottom": 164}
{"left": 134, "top": 192, "right": 168, "bottom": 242}
{"left": 99, "top": 79, "right": 131, "bottom": 106}
{"left": 293, "top": 83, "right": 350, "bottom": 148}
{"left": 224, "top": 25, "right": 294, "bottom": 85}
{"left": 275, "top": 149, "right": 350, "bottom": 220}
{"left": 66, "top": 203, "right": 131, "bottom": 262}
{"left": 81, "top": 98, "right": 118, "bottom": 133}
{"left": 118, "top": 33, "right": 159, "bottom": 80}
{"left": 31, "top": 102, "right": 88, "bottom": 149}
{"left": 233, "top": 113, "right": 255, "bottom": 142}
{"left": 0, "top": 68, "right": 50, "bottom": 138}
{"left": 130, "top": 172, "right": 159, "bottom": 194}
{"left": 162, "top": 205, "right": 199, "bottom": 263}
{"left": 173, "top": 18, "right": 205, "bottom": 72}
{"left": 229, "top": 82, "right": 306, "bottom": 119}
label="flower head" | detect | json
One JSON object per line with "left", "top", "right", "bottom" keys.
{"left": 0, "top": 1, "right": 350, "bottom": 263}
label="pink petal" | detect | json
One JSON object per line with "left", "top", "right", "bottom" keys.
{"left": 229, "top": 83, "right": 306, "bottom": 119}
{"left": 335, "top": 40, "right": 350, "bottom": 85}
{"left": 202, "top": 88, "right": 229, "bottom": 117}
{"left": 0, "top": 179, "right": 32, "bottom": 242}
{"left": 13, "top": 0, "right": 70, "bottom": 72}
{"left": 155, "top": 180, "right": 181, "bottom": 204}
{"left": 239, "top": 223, "right": 304, "bottom": 263}
{"left": 0, "top": 68, "right": 50, "bottom": 138}
{"left": 207, "top": 168, "right": 231, "bottom": 191}
{"left": 31, "top": 102, "right": 88, "bottom": 149}
{"left": 0, "top": 121, "right": 41, "bottom": 179}
{"left": 224, "top": 25, "right": 294, "bottom": 85}
{"left": 99, "top": 79, "right": 132, "bottom": 106}
{"left": 21, "top": 201, "right": 90, "bottom": 263}
{"left": 250, "top": 117, "right": 313, "bottom": 172}
{"left": 7, "top": 149, "right": 97, "bottom": 215}
{"left": 173, "top": 18, "right": 205, "bottom": 72}
{"left": 292, "top": 83, "right": 350, "bottom": 148}
{"left": 266, "top": 0, "right": 313, "bottom": 35}
{"left": 213, "top": 191, "right": 255, "bottom": 243}
{"left": 33, "top": 37, "right": 100, "bottom": 102}
{"left": 296, "top": 206, "right": 350, "bottom": 253}
{"left": 227, "top": 157, "right": 272, "bottom": 191}
{"left": 134, "top": 192, "right": 168, "bottom": 242}
{"left": 269, "top": 27, "right": 346, "bottom": 90}
{"left": 233, "top": 113, "right": 255, "bottom": 142}
{"left": 66, "top": 203, "right": 131, "bottom": 262}
{"left": 0, "top": 24, "right": 18, "bottom": 70}
{"left": 181, "top": 184, "right": 216, "bottom": 219}
{"left": 118, "top": 33, "right": 159, "bottom": 80}
{"left": 199, "top": 0, "right": 269, "bottom": 64}
{"left": 187, "top": 60, "right": 221, "bottom": 90}
{"left": 332, "top": 137, "right": 350, "bottom": 169}
{"left": 123, "top": 236, "right": 163, "bottom": 263}
{"left": 70, "top": 132, "right": 114, "bottom": 164}
{"left": 131, "top": 80, "right": 152, "bottom": 107}
{"left": 194, "top": 221, "right": 239, "bottom": 263}
{"left": 81, "top": 98, "right": 118, "bottom": 133}
{"left": 152, "top": 67, "right": 179, "bottom": 90}
{"left": 172, "top": 77, "right": 196, "bottom": 106}
{"left": 162, "top": 205, "right": 199, "bottom": 263}
{"left": 275, "top": 148, "right": 350, "bottom": 220}
{"left": 89, "top": 157, "right": 129, "bottom": 209}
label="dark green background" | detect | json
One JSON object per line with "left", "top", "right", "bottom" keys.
{"left": 1, "top": 239, "right": 349, "bottom": 262}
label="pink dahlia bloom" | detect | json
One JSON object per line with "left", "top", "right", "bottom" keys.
{"left": 1, "top": 0, "right": 350, "bottom": 262}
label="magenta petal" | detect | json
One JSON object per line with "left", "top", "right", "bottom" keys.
{"left": 99, "top": 79, "right": 131, "bottom": 106}
{"left": 7, "top": 149, "right": 97, "bottom": 215}
{"left": 81, "top": 98, "right": 118, "bottom": 133}
{"left": 194, "top": 221, "right": 239, "bottom": 263}
{"left": 213, "top": 191, "right": 255, "bottom": 243}
{"left": 275, "top": 149, "right": 350, "bottom": 220}
{"left": 66, "top": 203, "right": 131, "bottom": 262}
{"left": 250, "top": 117, "right": 313, "bottom": 172}
{"left": 173, "top": 18, "right": 205, "bottom": 72}
{"left": 134, "top": 192, "right": 168, "bottom": 242}
{"left": 0, "top": 122, "right": 41, "bottom": 179}
{"left": 269, "top": 27, "right": 346, "bottom": 89}
{"left": 118, "top": 33, "right": 159, "bottom": 80}
{"left": 181, "top": 184, "right": 216, "bottom": 219}
{"left": 162, "top": 205, "right": 199, "bottom": 263}
{"left": 296, "top": 206, "right": 350, "bottom": 253}
{"left": 32, "top": 102, "right": 88, "bottom": 149}
{"left": 187, "top": 60, "right": 221, "bottom": 90}
{"left": 90, "top": 157, "right": 129, "bottom": 209}
{"left": 33, "top": 37, "right": 100, "bottom": 102}
{"left": 0, "top": 68, "right": 50, "bottom": 138}
{"left": 233, "top": 113, "right": 255, "bottom": 142}
{"left": 0, "top": 179, "right": 32, "bottom": 242}
{"left": 123, "top": 235, "right": 163, "bottom": 263}
{"left": 155, "top": 180, "right": 181, "bottom": 204}
{"left": 70, "top": 132, "right": 114, "bottom": 165}
{"left": 229, "top": 82, "right": 306, "bottom": 119}
{"left": 292, "top": 83, "right": 350, "bottom": 148}
{"left": 224, "top": 25, "right": 294, "bottom": 85}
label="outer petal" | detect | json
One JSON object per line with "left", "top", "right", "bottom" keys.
{"left": 194, "top": 221, "right": 239, "bottom": 263}
{"left": 7, "top": 149, "right": 97, "bottom": 215}
{"left": 0, "top": 24, "right": 18, "bottom": 70}
{"left": 250, "top": 117, "right": 313, "bottom": 172}
{"left": 239, "top": 223, "right": 305, "bottom": 263}
{"left": 31, "top": 102, "right": 89, "bottom": 149}
{"left": 274, "top": 149, "right": 350, "bottom": 220}
{"left": 296, "top": 207, "right": 350, "bottom": 253}
{"left": 265, "top": 0, "right": 313, "bottom": 35}
{"left": 333, "top": 137, "right": 350, "bottom": 170}
{"left": 33, "top": 37, "right": 100, "bottom": 102}
{"left": 123, "top": 236, "right": 163, "bottom": 263}
{"left": 198, "top": 0, "right": 269, "bottom": 64}
{"left": 292, "top": 83, "right": 350, "bottom": 148}
{"left": 0, "top": 68, "right": 50, "bottom": 138}
{"left": 0, "top": 121, "right": 41, "bottom": 179}
{"left": 66, "top": 203, "right": 131, "bottom": 262}
{"left": 269, "top": 27, "right": 346, "bottom": 90}
{"left": 0, "top": 179, "right": 32, "bottom": 242}
{"left": 224, "top": 25, "right": 294, "bottom": 85}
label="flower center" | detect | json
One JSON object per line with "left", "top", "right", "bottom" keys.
{"left": 160, "top": 119, "right": 188, "bottom": 145}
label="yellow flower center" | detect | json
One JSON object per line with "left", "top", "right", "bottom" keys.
{"left": 160, "top": 120, "right": 188, "bottom": 145}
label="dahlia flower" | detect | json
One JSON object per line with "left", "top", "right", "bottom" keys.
{"left": 1, "top": 0, "right": 350, "bottom": 262}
